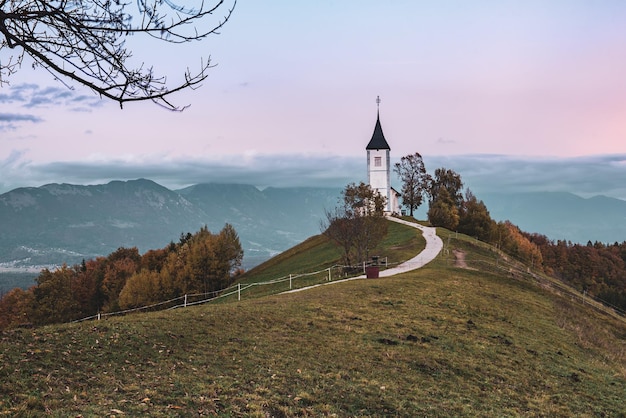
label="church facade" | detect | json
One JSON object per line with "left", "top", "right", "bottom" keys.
{"left": 366, "top": 99, "right": 401, "bottom": 215}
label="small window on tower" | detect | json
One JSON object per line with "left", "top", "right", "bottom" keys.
{"left": 374, "top": 157, "right": 382, "bottom": 167}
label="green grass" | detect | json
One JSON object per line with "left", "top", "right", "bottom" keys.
{"left": 1, "top": 225, "right": 625, "bottom": 416}
{"left": 226, "top": 219, "right": 425, "bottom": 300}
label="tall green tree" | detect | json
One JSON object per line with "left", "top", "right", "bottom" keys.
{"left": 427, "top": 167, "right": 464, "bottom": 230}
{"left": 212, "top": 223, "right": 244, "bottom": 290}
{"left": 393, "top": 152, "right": 431, "bottom": 217}
{"left": 427, "top": 188, "right": 460, "bottom": 231}
{"left": 322, "top": 182, "right": 388, "bottom": 268}
{"left": 429, "top": 167, "right": 464, "bottom": 209}
{"left": 457, "top": 189, "right": 495, "bottom": 241}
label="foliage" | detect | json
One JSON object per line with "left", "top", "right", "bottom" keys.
{"left": 426, "top": 167, "right": 464, "bottom": 230}
{"left": 427, "top": 187, "right": 460, "bottom": 230}
{"left": 119, "top": 224, "right": 243, "bottom": 308}
{"left": 457, "top": 189, "right": 495, "bottom": 241}
{"left": 528, "top": 234, "right": 626, "bottom": 311}
{"left": 428, "top": 167, "right": 464, "bottom": 208}
{"left": 393, "top": 152, "right": 431, "bottom": 216}
{"left": 0, "top": 287, "right": 34, "bottom": 329}
{"left": 322, "top": 182, "right": 388, "bottom": 268}
{"left": 0, "top": 224, "right": 243, "bottom": 329}
{"left": 497, "top": 221, "right": 543, "bottom": 268}
{"left": 0, "top": 0, "right": 235, "bottom": 110}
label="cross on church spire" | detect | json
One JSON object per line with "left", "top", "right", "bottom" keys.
{"left": 376, "top": 95, "right": 381, "bottom": 110}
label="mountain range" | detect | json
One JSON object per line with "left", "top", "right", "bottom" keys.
{"left": 1, "top": 179, "right": 625, "bottom": 274}
{"left": 0, "top": 179, "right": 339, "bottom": 271}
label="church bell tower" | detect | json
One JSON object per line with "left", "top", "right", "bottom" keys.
{"left": 366, "top": 96, "right": 392, "bottom": 213}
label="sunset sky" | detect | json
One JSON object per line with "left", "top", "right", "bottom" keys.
{"left": 1, "top": 1, "right": 626, "bottom": 198}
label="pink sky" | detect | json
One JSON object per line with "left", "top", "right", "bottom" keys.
{"left": 1, "top": 1, "right": 626, "bottom": 194}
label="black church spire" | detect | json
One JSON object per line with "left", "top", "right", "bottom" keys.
{"left": 366, "top": 96, "right": 390, "bottom": 150}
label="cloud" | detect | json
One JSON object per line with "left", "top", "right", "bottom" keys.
{"left": 0, "top": 83, "right": 103, "bottom": 110}
{"left": 1, "top": 152, "right": 625, "bottom": 201}
{"left": 424, "top": 154, "right": 626, "bottom": 200}
{"left": 0, "top": 112, "right": 44, "bottom": 131}
{"left": 0, "top": 83, "right": 104, "bottom": 131}
{"left": 436, "top": 137, "right": 455, "bottom": 145}
{"left": 0, "top": 153, "right": 363, "bottom": 194}
{"left": 0, "top": 113, "right": 43, "bottom": 123}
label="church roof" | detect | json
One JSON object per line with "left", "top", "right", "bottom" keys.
{"left": 366, "top": 111, "right": 390, "bottom": 150}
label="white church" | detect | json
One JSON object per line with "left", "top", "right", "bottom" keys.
{"left": 366, "top": 97, "right": 402, "bottom": 215}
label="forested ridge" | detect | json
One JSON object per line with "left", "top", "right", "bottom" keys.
{"left": 0, "top": 224, "right": 243, "bottom": 329}
{"left": 527, "top": 234, "right": 626, "bottom": 312}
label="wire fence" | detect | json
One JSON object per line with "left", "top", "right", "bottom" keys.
{"left": 72, "top": 258, "right": 402, "bottom": 323}
{"left": 72, "top": 239, "right": 625, "bottom": 324}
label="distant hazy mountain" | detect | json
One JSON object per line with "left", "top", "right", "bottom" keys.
{"left": 0, "top": 179, "right": 340, "bottom": 270}
{"left": 481, "top": 192, "right": 626, "bottom": 244}
{"left": 0, "top": 179, "right": 203, "bottom": 268}
{"left": 2, "top": 180, "right": 624, "bottom": 275}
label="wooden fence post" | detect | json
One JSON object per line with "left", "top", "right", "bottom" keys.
{"left": 238, "top": 283, "right": 241, "bottom": 301}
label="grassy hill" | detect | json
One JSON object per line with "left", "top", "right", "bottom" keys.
{"left": 1, "top": 220, "right": 625, "bottom": 416}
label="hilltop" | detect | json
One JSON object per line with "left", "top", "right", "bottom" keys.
{"left": 1, "top": 221, "right": 624, "bottom": 416}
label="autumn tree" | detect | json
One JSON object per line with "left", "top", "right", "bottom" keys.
{"left": 100, "top": 247, "right": 141, "bottom": 311}
{"left": 498, "top": 221, "right": 543, "bottom": 268}
{"left": 393, "top": 152, "right": 431, "bottom": 217}
{"left": 322, "top": 182, "right": 388, "bottom": 269}
{"left": 118, "top": 269, "right": 170, "bottom": 309}
{"left": 212, "top": 223, "right": 244, "bottom": 290}
{"left": 119, "top": 224, "right": 243, "bottom": 309}
{"left": 31, "top": 264, "right": 81, "bottom": 324}
{"left": 0, "top": 0, "right": 235, "bottom": 110}
{"left": 174, "top": 224, "right": 242, "bottom": 294}
{"left": 0, "top": 287, "right": 34, "bottom": 329}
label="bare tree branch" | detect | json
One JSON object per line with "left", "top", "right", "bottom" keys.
{"left": 0, "top": 0, "right": 236, "bottom": 110}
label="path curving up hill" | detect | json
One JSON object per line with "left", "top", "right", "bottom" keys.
{"left": 283, "top": 217, "right": 443, "bottom": 293}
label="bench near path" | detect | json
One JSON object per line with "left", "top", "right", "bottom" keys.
{"left": 283, "top": 217, "right": 443, "bottom": 294}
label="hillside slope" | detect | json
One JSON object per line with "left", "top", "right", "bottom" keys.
{"left": 1, "top": 227, "right": 624, "bottom": 416}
